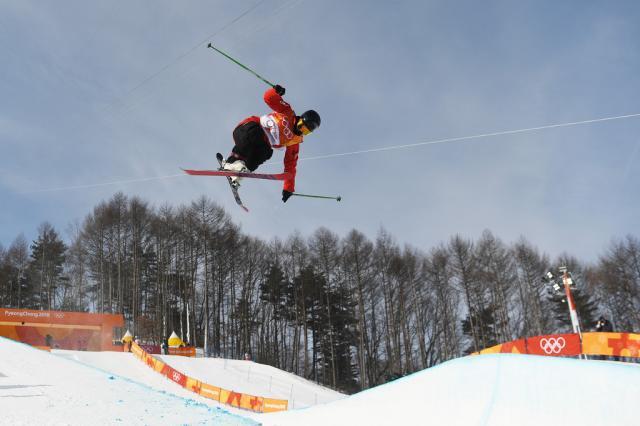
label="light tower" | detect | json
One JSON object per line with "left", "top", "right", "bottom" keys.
{"left": 558, "top": 266, "right": 582, "bottom": 339}
{"left": 544, "top": 266, "right": 585, "bottom": 359}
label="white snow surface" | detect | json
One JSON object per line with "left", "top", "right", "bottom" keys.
{"left": 152, "top": 354, "right": 344, "bottom": 409}
{"left": 0, "top": 337, "right": 255, "bottom": 425}
{"left": 2, "top": 335, "right": 639, "bottom": 425}
{"left": 262, "top": 354, "right": 640, "bottom": 426}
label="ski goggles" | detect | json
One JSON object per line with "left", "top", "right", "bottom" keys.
{"left": 297, "top": 119, "right": 313, "bottom": 135}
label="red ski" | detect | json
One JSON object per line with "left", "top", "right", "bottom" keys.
{"left": 182, "top": 168, "right": 291, "bottom": 181}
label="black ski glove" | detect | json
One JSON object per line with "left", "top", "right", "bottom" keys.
{"left": 282, "top": 190, "right": 293, "bottom": 203}
{"left": 274, "top": 84, "right": 286, "bottom": 96}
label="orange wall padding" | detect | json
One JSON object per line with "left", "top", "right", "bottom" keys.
{"left": 130, "top": 342, "right": 288, "bottom": 413}
{"left": 474, "top": 332, "right": 640, "bottom": 358}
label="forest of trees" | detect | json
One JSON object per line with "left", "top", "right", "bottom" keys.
{"left": 1, "top": 192, "right": 639, "bottom": 393}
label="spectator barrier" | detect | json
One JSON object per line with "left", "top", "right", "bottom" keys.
{"left": 130, "top": 342, "right": 288, "bottom": 413}
{"left": 473, "top": 332, "right": 640, "bottom": 358}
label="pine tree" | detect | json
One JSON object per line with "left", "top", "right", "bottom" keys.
{"left": 461, "top": 306, "right": 498, "bottom": 354}
{"left": 321, "top": 281, "right": 358, "bottom": 392}
{"left": 548, "top": 285, "right": 599, "bottom": 333}
{"left": 259, "top": 263, "right": 288, "bottom": 366}
{"left": 28, "top": 223, "right": 68, "bottom": 310}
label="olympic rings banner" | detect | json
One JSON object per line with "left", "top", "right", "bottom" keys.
{"left": 473, "top": 332, "right": 640, "bottom": 358}
{"left": 130, "top": 342, "right": 288, "bottom": 413}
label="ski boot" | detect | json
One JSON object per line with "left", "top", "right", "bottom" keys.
{"left": 223, "top": 159, "right": 249, "bottom": 188}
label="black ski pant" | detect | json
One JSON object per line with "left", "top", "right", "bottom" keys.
{"left": 230, "top": 121, "right": 273, "bottom": 171}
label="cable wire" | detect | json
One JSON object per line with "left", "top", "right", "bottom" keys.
{"left": 299, "top": 113, "right": 640, "bottom": 162}
{"left": 21, "top": 112, "right": 640, "bottom": 193}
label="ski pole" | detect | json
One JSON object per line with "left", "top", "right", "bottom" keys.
{"left": 292, "top": 192, "right": 342, "bottom": 202}
{"left": 207, "top": 43, "right": 274, "bottom": 87}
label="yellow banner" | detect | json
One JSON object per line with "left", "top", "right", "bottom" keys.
{"left": 240, "top": 394, "right": 264, "bottom": 412}
{"left": 474, "top": 332, "right": 640, "bottom": 359}
{"left": 263, "top": 398, "right": 289, "bottom": 413}
{"left": 582, "top": 332, "right": 640, "bottom": 357}
{"left": 198, "top": 382, "right": 221, "bottom": 401}
{"left": 130, "top": 342, "right": 288, "bottom": 412}
{"left": 220, "top": 388, "right": 243, "bottom": 408}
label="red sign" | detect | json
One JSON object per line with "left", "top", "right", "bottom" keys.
{"left": 162, "top": 364, "right": 187, "bottom": 387}
{"left": 525, "top": 333, "right": 581, "bottom": 356}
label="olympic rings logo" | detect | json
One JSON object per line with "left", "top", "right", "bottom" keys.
{"left": 539, "top": 337, "right": 566, "bottom": 354}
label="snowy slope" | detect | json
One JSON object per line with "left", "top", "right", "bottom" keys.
{"left": 154, "top": 354, "right": 345, "bottom": 409}
{"left": 57, "top": 348, "right": 345, "bottom": 416}
{"left": 3, "top": 335, "right": 640, "bottom": 426}
{"left": 261, "top": 354, "right": 640, "bottom": 426}
{"left": 0, "top": 336, "right": 256, "bottom": 425}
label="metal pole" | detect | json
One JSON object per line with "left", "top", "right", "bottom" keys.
{"left": 207, "top": 43, "right": 274, "bottom": 87}
{"left": 292, "top": 192, "right": 342, "bottom": 202}
{"left": 561, "top": 267, "right": 585, "bottom": 359}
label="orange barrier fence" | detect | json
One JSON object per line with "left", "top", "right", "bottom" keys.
{"left": 130, "top": 342, "right": 288, "bottom": 413}
{"left": 473, "top": 332, "right": 640, "bottom": 358}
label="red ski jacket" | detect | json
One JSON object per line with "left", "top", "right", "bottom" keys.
{"left": 237, "top": 87, "right": 302, "bottom": 192}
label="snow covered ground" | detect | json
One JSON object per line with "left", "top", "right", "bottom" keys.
{"left": 0, "top": 337, "right": 256, "bottom": 425}
{"left": 152, "top": 354, "right": 344, "bottom": 409}
{"left": 2, "top": 335, "right": 639, "bottom": 425}
{"left": 262, "top": 354, "right": 640, "bottom": 426}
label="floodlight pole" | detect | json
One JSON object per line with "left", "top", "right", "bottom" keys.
{"left": 560, "top": 266, "right": 586, "bottom": 359}
{"left": 560, "top": 267, "right": 582, "bottom": 338}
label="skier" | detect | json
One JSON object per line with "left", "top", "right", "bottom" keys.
{"left": 222, "top": 84, "right": 321, "bottom": 202}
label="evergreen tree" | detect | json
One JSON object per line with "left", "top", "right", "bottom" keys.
{"left": 548, "top": 285, "right": 599, "bottom": 333}
{"left": 28, "top": 223, "right": 68, "bottom": 310}
{"left": 0, "top": 244, "right": 8, "bottom": 305}
{"left": 320, "top": 281, "right": 358, "bottom": 392}
{"left": 546, "top": 256, "right": 599, "bottom": 333}
{"left": 259, "top": 263, "right": 288, "bottom": 365}
{"left": 461, "top": 306, "right": 498, "bottom": 354}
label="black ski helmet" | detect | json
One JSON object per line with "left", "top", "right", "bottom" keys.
{"left": 300, "top": 110, "right": 321, "bottom": 132}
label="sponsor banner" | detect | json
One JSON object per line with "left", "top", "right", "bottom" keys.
{"left": 152, "top": 358, "right": 166, "bottom": 373}
{"left": 168, "top": 346, "right": 196, "bottom": 357}
{"left": 262, "top": 398, "right": 289, "bottom": 413}
{"left": 0, "top": 308, "right": 123, "bottom": 327}
{"left": 475, "top": 334, "right": 580, "bottom": 356}
{"left": 475, "top": 332, "right": 640, "bottom": 358}
{"left": 130, "top": 341, "right": 288, "bottom": 413}
{"left": 474, "top": 339, "right": 526, "bottom": 355}
{"left": 240, "top": 394, "right": 264, "bottom": 412}
{"left": 582, "top": 332, "right": 640, "bottom": 358}
{"left": 220, "top": 388, "right": 243, "bottom": 408}
{"left": 131, "top": 342, "right": 145, "bottom": 358}
{"left": 525, "top": 333, "right": 581, "bottom": 356}
{"left": 0, "top": 308, "right": 124, "bottom": 352}
{"left": 139, "top": 344, "right": 161, "bottom": 354}
{"left": 161, "top": 364, "right": 187, "bottom": 387}
{"left": 198, "top": 382, "right": 221, "bottom": 401}
{"left": 185, "top": 377, "right": 202, "bottom": 394}
{"left": 494, "top": 339, "right": 527, "bottom": 354}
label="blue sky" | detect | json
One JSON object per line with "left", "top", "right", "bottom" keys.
{"left": 1, "top": 0, "right": 639, "bottom": 261}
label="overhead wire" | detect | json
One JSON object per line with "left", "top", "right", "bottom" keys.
{"left": 102, "top": 0, "right": 269, "bottom": 117}
{"left": 298, "top": 113, "right": 640, "bottom": 162}
{"left": 20, "top": 112, "right": 640, "bottom": 194}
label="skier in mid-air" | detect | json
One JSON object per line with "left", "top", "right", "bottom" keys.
{"left": 222, "top": 84, "right": 321, "bottom": 202}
